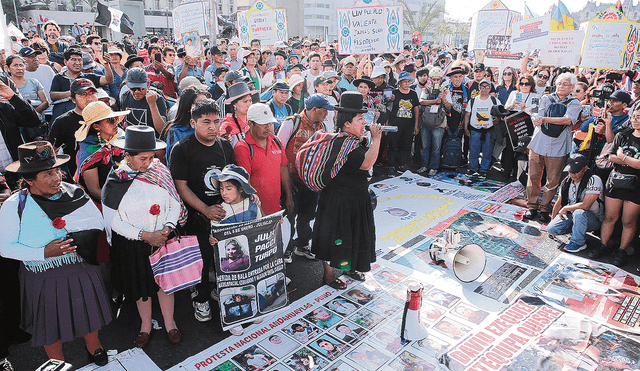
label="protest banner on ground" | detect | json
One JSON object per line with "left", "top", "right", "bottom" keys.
{"left": 526, "top": 255, "right": 640, "bottom": 334}
{"left": 336, "top": 3, "right": 403, "bottom": 55}
{"left": 539, "top": 30, "right": 585, "bottom": 67}
{"left": 211, "top": 211, "right": 287, "bottom": 331}
{"left": 504, "top": 110, "right": 534, "bottom": 148}
{"left": 511, "top": 15, "right": 551, "bottom": 52}
{"left": 172, "top": 0, "right": 211, "bottom": 42}
{"left": 236, "top": 0, "right": 288, "bottom": 47}
{"left": 580, "top": 6, "right": 640, "bottom": 70}
{"left": 468, "top": 0, "right": 522, "bottom": 51}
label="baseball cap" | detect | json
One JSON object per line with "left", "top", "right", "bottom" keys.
{"left": 609, "top": 90, "right": 631, "bottom": 105}
{"left": 210, "top": 46, "right": 222, "bottom": 55}
{"left": 224, "top": 70, "right": 250, "bottom": 83}
{"left": 286, "top": 63, "right": 305, "bottom": 72}
{"left": 479, "top": 78, "right": 492, "bottom": 86}
{"left": 305, "top": 94, "right": 335, "bottom": 110}
{"left": 397, "top": 71, "right": 413, "bottom": 83}
{"left": 474, "top": 63, "right": 485, "bottom": 71}
{"left": 564, "top": 153, "right": 589, "bottom": 173}
{"left": 70, "top": 78, "right": 97, "bottom": 96}
{"left": 322, "top": 70, "right": 341, "bottom": 81}
{"left": 18, "top": 47, "right": 42, "bottom": 57}
{"left": 247, "top": 103, "right": 278, "bottom": 125}
{"left": 342, "top": 56, "right": 356, "bottom": 66}
{"left": 126, "top": 67, "right": 149, "bottom": 89}
{"left": 313, "top": 76, "right": 329, "bottom": 87}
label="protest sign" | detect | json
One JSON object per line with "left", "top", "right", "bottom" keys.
{"left": 236, "top": 0, "right": 288, "bottom": 47}
{"left": 336, "top": 5, "right": 403, "bottom": 55}
{"left": 504, "top": 110, "right": 534, "bottom": 148}
{"left": 182, "top": 30, "right": 203, "bottom": 57}
{"left": 485, "top": 34, "right": 522, "bottom": 60}
{"left": 511, "top": 15, "right": 550, "bottom": 52}
{"left": 580, "top": 6, "right": 640, "bottom": 69}
{"left": 211, "top": 211, "right": 287, "bottom": 331}
{"left": 468, "top": 0, "right": 522, "bottom": 51}
{"left": 539, "top": 30, "right": 585, "bottom": 66}
{"left": 172, "top": 1, "right": 211, "bottom": 42}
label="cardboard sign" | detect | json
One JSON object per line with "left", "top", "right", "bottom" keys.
{"left": 539, "top": 30, "right": 585, "bottom": 66}
{"left": 504, "top": 110, "right": 534, "bottom": 148}
{"left": 236, "top": 0, "right": 288, "bottom": 47}
{"left": 336, "top": 5, "right": 404, "bottom": 55}
{"left": 511, "top": 15, "right": 550, "bottom": 52}
{"left": 172, "top": 1, "right": 211, "bottom": 42}
{"left": 468, "top": 0, "right": 522, "bottom": 51}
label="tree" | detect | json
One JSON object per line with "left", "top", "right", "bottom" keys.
{"left": 397, "top": 0, "right": 445, "bottom": 36}
{"left": 2, "top": 0, "right": 17, "bottom": 25}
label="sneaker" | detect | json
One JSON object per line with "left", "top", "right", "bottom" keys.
{"left": 284, "top": 251, "right": 293, "bottom": 264}
{"left": 229, "top": 325, "right": 244, "bottom": 336}
{"left": 192, "top": 301, "right": 212, "bottom": 322}
{"left": 253, "top": 318, "right": 263, "bottom": 324}
{"left": 428, "top": 169, "right": 438, "bottom": 176}
{"left": 588, "top": 243, "right": 609, "bottom": 259}
{"left": 294, "top": 246, "right": 316, "bottom": 260}
{"left": 612, "top": 248, "right": 627, "bottom": 267}
{"left": 563, "top": 242, "right": 587, "bottom": 253}
{"left": 190, "top": 286, "right": 199, "bottom": 300}
{"left": 626, "top": 246, "right": 635, "bottom": 256}
{"left": 210, "top": 289, "right": 219, "bottom": 302}
{"left": 478, "top": 171, "right": 487, "bottom": 179}
{"left": 388, "top": 167, "right": 397, "bottom": 177}
{"left": 1, "top": 359, "right": 14, "bottom": 371}
{"left": 472, "top": 172, "right": 480, "bottom": 177}
{"left": 538, "top": 212, "right": 551, "bottom": 224}
{"left": 523, "top": 209, "right": 538, "bottom": 220}
{"left": 417, "top": 166, "right": 428, "bottom": 174}
{"left": 467, "top": 169, "right": 475, "bottom": 175}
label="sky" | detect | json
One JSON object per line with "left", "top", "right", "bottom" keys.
{"left": 444, "top": 0, "right": 636, "bottom": 22}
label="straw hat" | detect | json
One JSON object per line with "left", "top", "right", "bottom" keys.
{"left": 74, "top": 101, "right": 130, "bottom": 142}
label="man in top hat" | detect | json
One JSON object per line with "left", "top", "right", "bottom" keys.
{"left": 322, "top": 59, "right": 335, "bottom": 72}
{"left": 277, "top": 94, "right": 334, "bottom": 263}
{"left": 49, "top": 78, "right": 98, "bottom": 178}
{"left": 121, "top": 68, "right": 167, "bottom": 135}
{"left": 267, "top": 82, "right": 293, "bottom": 132}
{"left": 124, "top": 54, "right": 145, "bottom": 69}
{"left": 50, "top": 46, "right": 113, "bottom": 122}
{"left": 234, "top": 103, "right": 293, "bottom": 216}
{"left": 547, "top": 153, "right": 604, "bottom": 253}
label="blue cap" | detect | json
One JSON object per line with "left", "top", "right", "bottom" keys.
{"left": 479, "top": 78, "right": 492, "bottom": 86}
{"left": 305, "top": 94, "right": 335, "bottom": 111}
{"left": 397, "top": 71, "right": 413, "bottom": 82}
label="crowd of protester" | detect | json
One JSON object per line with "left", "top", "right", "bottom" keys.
{"left": 0, "top": 19, "right": 639, "bottom": 370}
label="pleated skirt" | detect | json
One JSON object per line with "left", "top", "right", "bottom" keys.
{"left": 20, "top": 262, "right": 112, "bottom": 347}
{"left": 111, "top": 232, "right": 159, "bottom": 302}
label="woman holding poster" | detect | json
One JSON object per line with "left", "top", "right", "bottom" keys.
{"left": 311, "top": 92, "right": 382, "bottom": 289}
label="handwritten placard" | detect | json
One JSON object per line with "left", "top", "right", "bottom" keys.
{"left": 336, "top": 5, "right": 403, "bottom": 55}
{"left": 581, "top": 21, "right": 631, "bottom": 68}
{"left": 469, "top": 10, "right": 511, "bottom": 51}
{"left": 236, "top": 0, "right": 288, "bottom": 47}
{"left": 511, "top": 16, "right": 550, "bottom": 52}
{"left": 539, "top": 30, "right": 584, "bottom": 66}
{"left": 172, "top": 1, "right": 210, "bottom": 42}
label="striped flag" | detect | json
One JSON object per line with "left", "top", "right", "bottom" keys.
{"left": 95, "top": 2, "right": 135, "bottom": 34}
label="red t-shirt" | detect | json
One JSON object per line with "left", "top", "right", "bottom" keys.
{"left": 234, "top": 131, "right": 287, "bottom": 215}
{"left": 145, "top": 64, "right": 177, "bottom": 98}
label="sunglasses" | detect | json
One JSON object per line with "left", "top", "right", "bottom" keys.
{"left": 503, "top": 72, "right": 513, "bottom": 76}
{"left": 539, "top": 75, "right": 549, "bottom": 79}
{"left": 130, "top": 87, "right": 145, "bottom": 91}
{"left": 327, "top": 79, "right": 336, "bottom": 84}
{"left": 107, "top": 117, "right": 119, "bottom": 124}
{"left": 519, "top": 82, "right": 531, "bottom": 86}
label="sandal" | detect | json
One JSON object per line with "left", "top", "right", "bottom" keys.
{"left": 347, "top": 271, "right": 366, "bottom": 281}
{"left": 324, "top": 278, "right": 347, "bottom": 290}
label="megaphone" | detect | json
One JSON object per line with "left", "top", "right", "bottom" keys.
{"left": 430, "top": 229, "right": 486, "bottom": 283}
{"left": 398, "top": 282, "right": 429, "bottom": 342}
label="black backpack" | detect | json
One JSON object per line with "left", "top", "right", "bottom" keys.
{"left": 440, "top": 127, "right": 462, "bottom": 169}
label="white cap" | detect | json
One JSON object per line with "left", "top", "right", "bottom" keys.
{"left": 247, "top": 103, "right": 277, "bottom": 125}
{"left": 371, "top": 65, "right": 386, "bottom": 79}
{"left": 274, "top": 41, "right": 287, "bottom": 49}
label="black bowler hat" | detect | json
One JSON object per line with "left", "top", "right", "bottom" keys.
{"left": 334, "top": 91, "right": 367, "bottom": 113}
{"left": 111, "top": 125, "right": 167, "bottom": 152}
{"left": 5, "top": 141, "right": 69, "bottom": 173}
{"left": 353, "top": 75, "right": 375, "bottom": 90}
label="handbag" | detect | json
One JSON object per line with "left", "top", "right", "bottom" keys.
{"left": 149, "top": 229, "right": 203, "bottom": 295}
{"left": 606, "top": 170, "right": 638, "bottom": 190}
{"left": 419, "top": 103, "right": 446, "bottom": 129}
{"left": 595, "top": 141, "right": 614, "bottom": 170}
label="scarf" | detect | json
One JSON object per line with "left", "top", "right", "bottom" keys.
{"left": 74, "top": 133, "right": 123, "bottom": 182}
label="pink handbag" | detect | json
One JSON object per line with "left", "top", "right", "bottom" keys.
{"left": 149, "top": 234, "right": 203, "bottom": 295}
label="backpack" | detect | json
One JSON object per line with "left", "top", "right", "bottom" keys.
{"left": 541, "top": 95, "right": 577, "bottom": 138}
{"left": 440, "top": 127, "right": 462, "bottom": 169}
{"left": 418, "top": 87, "right": 447, "bottom": 129}
{"left": 243, "top": 136, "right": 283, "bottom": 159}
{"left": 276, "top": 113, "right": 301, "bottom": 138}
{"left": 467, "top": 95, "right": 498, "bottom": 131}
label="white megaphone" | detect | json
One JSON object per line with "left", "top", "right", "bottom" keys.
{"left": 398, "top": 282, "right": 429, "bottom": 342}
{"left": 429, "top": 229, "right": 486, "bottom": 283}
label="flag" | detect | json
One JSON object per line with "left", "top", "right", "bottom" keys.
{"left": 524, "top": 4, "right": 537, "bottom": 20}
{"left": 95, "top": 2, "right": 135, "bottom": 34}
{"left": 558, "top": 0, "right": 574, "bottom": 30}
{"left": 550, "top": 1, "right": 574, "bottom": 31}
{"left": 0, "top": 1, "right": 13, "bottom": 53}
{"left": 616, "top": 0, "right": 623, "bottom": 14}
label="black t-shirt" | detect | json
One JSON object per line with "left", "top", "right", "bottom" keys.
{"left": 121, "top": 91, "right": 167, "bottom": 135}
{"left": 371, "top": 82, "right": 391, "bottom": 125}
{"left": 609, "top": 132, "right": 640, "bottom": 176}
{"left": 468, "top": 80, "right": 496, "bottom": 100}
{"left": 447, "top": 84, "right": 466, "bottom": 130}
{"left": 48, "top": 110, "right": 82, "bottom": 177}
{"left": 170, "top": 134, "right": 236, "bottom": 230}
{"left": 390, "top": 89, "right": 419, "bottom": 126}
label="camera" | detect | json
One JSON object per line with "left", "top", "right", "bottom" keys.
{"left": 592, "top": 83, "right": 616, "bottom": 109}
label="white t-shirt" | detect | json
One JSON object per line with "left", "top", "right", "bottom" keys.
{"left": 505, "top": 91, "right": 540, "bottom": 111}
{"left": 465, "top": 96, "right": 495, "bottom": 130}
{"left": 567, "top": 175, "right": 604, "bottom": 220}
{"left": 25, "top": 64, "right": 56, "bottom": 115}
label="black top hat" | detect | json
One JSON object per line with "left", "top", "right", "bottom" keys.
{"left": 124, "top": 55, "right": 144, "bottom": 69}
{"left": 334, "top": 91, "right": 368, "bottom": 113}
{"left": 352, "top": 75, "right": 375, "bottom": 90}
{"left": 110, "top": 125, "right": 167, "bottom": 152}
{"left": 5, "top": 141, "right": 70, "bottom": 174}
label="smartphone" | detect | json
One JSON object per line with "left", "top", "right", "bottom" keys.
{"left": 383, "top": 88, "right": 393, "bottom": 103}
{"left": 102, "top": 42, "right": 108, "bottom": 55}
{"left": 154, "top": 53, "right": 162, "bottom": 63}
{"left": 516, "top": 92, "right": 522, "bottom": 102}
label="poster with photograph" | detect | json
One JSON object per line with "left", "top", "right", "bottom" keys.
{"left": 282, "top": 320, "right": 321, "bottom": 343}
{"left": 181, "top": 30, "right": 203, "bottom": 57}
{"left": 307, "top": 334, "right": 351, "bottom": 361}
{"left": 430, "top": 171, "right": 506, "bottom": 192}
{"left": 232, "top": 345, "right": 277, "bottom": 370}
{"left": 346, "top": 343, "right": 391, "bottom": 370}
{"left": 286, "top": 347, "right": 329, "bottom": 371}
{"left": 328, "top": 321, "right": 368, "bottom": 344}
{"left": 212, "top": 211, "right": 287, "bottom": 330}
{"left": 259, "top": 333, "right": 299, "bottom": 358}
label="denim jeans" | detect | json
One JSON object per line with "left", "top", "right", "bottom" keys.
{"left": 468, "top": 129, "right": 493, "bottom": 172}
{"left": 420, "top": 126, "right": 445, "bottom": 170}
{"left": 546, "top": 209, "right": 602, "bottom": 246}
